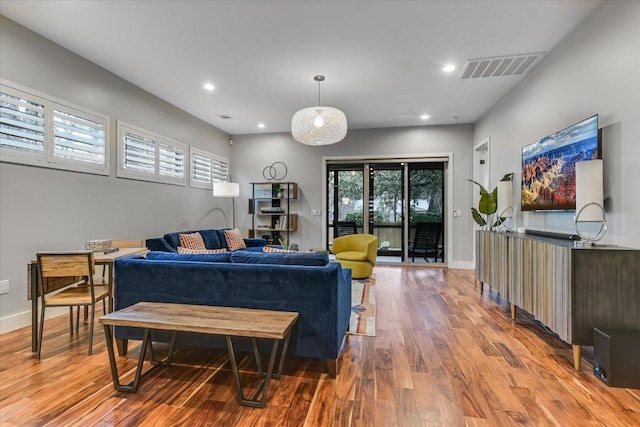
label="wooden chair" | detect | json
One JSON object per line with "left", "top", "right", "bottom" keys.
{"left": 334, "top": 221, "right": 358, "bottom": 238}
{"left": 36, "top": 251, "right": 110, "bottom": 359}
{"left": 409, "top": 222, "right": 443, "bottom": 262}
{"left": 110, "top": 239, "right": 145, "bottom": 248}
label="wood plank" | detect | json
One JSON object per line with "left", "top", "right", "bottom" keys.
{"left": 99, "top": 302, "right": 298, "bottom": 339}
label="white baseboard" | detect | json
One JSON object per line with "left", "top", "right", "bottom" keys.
{"left": 0, "top": 307, "right": 66, "bottom": 335}
{"left": 447, "top": 260, "right": 475, "bottom": 270}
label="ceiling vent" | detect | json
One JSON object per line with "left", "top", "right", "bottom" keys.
{"left": 459, "top": 52, "right": 545, "bottom": 79}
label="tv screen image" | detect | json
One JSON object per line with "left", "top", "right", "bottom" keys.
{"left": 521, "top": 115, "right": 599, "bottom": 211}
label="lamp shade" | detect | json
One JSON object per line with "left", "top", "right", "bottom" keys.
{"left": 291, "top": 106, "right": 347, "bottom": 145}
{"left": 497, "top": 180, "right": 514, "bottom": 218}
{"left": 212, "top": 182, "right": 239, "bottom": 198}
{"left": 575, "top": 159, "right": 603, "bottom": 221}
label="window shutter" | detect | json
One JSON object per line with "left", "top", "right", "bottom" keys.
{"left": 192, "top": 152, "right": 212, "bottom": 184}
{"left": 211, "top": 155, "right": 230, "bottom": 183}
{"left": 121, "top": 131, "right": 155, "bottom": 174}
{"left": 53, "top": 109, "right": 105, "bottom": 165}
{"left": 159, "top": 141, "right": 185, "bottom": 179}
{"left": 0, "top": 90, "right": 45, "bottom": 156}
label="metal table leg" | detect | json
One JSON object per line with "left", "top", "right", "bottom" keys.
{"left": 103, "top": 326, "right": 177, "bottom": 392}
{"left": 225, "top": 331, "right": 293, "bottom": 408}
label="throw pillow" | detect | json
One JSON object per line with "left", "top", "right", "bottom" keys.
{"left": 263, "top": 246, "right": 296, "bottom": 253}
{"left": 224, "top": 228, "right": 246, "bottom": 251}
{"left": 178, "top": 232, "right": 206, "bottom": 250}
{"left": 177, "top": 246, "right": 227, "bottom": 254}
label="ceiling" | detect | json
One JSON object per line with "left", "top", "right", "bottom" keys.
{"left": 0, "top": 0, "right": 602, "bottom": 136}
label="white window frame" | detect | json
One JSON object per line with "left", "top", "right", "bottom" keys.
{"left": 116, "top": 121, "right": 186, "bottom": 186}
{"left": 189, "top": 146, "right": 230, "bottom": 190}
{"left": 1, "top": 80, "right": 109, "bottom": 175}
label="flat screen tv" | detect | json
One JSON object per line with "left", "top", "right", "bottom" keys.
{"left": 521, "top": 114, "right": 599, "bottom": 211}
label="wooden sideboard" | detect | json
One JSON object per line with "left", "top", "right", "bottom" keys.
{"left": 475, "top": 230, "right": 640, "bottom": 370}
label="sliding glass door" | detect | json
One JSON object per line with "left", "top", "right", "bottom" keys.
{"left": 327, "top": 160, "right": 445, "bottom": 263}
{"left": 369, "top": 163, "right": 404, "bottom": 257}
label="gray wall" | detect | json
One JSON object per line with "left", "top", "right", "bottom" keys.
{"left": 230, "top": 124, "right": 475, "bottom": 266}
{"left": 0, "top": 17, "right": 231, "bottom": 332}
{"left": 474, "top": 1, "right": 640, "bottom": 248}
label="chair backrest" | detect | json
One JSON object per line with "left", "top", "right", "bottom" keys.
{"left": 413, "top": 222, "right": 442, "bottom": 251}
{"left": 37, "top": 251, "right": 94, "bottom": 279}
{"left": 334, "top": 221, "right": 358, "bottom": 238}
{"left": 111, "top": 239, "right": 145, "bottom": 248}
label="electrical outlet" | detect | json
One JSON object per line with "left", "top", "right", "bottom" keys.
{"left": 0, "top": 280, "right": 9, "bottom": 295}
{"left": 453, "top": 209, "right": 462, "bottom": 217}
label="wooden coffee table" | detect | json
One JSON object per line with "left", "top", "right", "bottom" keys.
{"left": 99, "top": 302, "right": 298, "bottom": 408}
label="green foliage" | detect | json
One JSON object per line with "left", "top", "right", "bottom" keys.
{"left": 410, "top": 212, "right": 443, "bottom": 225}
{"left": 469, "top": 173, "right": 513, "bottom": 229}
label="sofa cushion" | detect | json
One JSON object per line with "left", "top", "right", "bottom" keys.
{"left": 335, "top": 250, "right": 369, "bottom": 262}
{"left": 164, "top": 231, "right": 191, "bottom": 250}
{"left": 199, "top": 229, "right": 223, "bottom": 249}
{"left": 231, "top": 250, "right": 329, "bottom": 266}
{"left": 146, "top": 251, "right": 232, "bottom": 263}
{"left": 177, "top": 247, "right": 228, "bottom": 254}
{"left": 224, "top": 228, "right": 246, "bottom": 251}
{"left": 178, "top": 232, "right": 206, "bottom": 250}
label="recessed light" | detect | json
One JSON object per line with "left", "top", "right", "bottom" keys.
{"left": 443, "top": 64, "right": 456, "bottom": 73}
{"left": 257, "top": 123, "right": 265, "bottom": 129}
{"left": 203, "top": 83, "right": 215, "bottom": 91}
{"left": 420, "top": 114, "right": 430, "bottom": 120}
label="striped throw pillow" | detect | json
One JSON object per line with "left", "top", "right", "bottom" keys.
{"left": 263, "top": 246, "right": 296, "bottom": 253}
{"left": 223, "top": 228, "right": 246, "bottom": 251}
{"left": 178, "top": 232, "right": 206, "bottom": 250}
{"left": 177, "top": 247, "right": 228, "bottom": 254}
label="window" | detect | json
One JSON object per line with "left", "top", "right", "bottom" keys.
{"left": 189, "top": 146, "right": 230, "bottom": 189}
{"left": 117, "top": 121, "right": 186, "bottom": 186}
{"left": 1, "top": 81, "right": 109, "bottom": 175}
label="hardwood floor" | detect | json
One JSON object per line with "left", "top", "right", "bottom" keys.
{"left": 1, "top": 266, "right": 639, "bottom": 426}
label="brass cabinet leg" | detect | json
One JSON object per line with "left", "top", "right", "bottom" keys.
{"left": 510, "top": 304, "right": 517, "bottom": 320}
{"left": 572, "top": 345, "right": 582, "bottom": 371}
{"left": 479, "top": 281, "right": 484, "bottom": 294}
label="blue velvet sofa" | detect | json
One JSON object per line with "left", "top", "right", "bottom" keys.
{"left": 113, "top": 250, "right": 352, "bottom": 377}
{"left": 145, "top": 228, "right": 266, "bottom": 252}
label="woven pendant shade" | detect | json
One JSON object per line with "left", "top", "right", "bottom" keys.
{"left": 291, "top": 75, "right": 347, "bottom": 145}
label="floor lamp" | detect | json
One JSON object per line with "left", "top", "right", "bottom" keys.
{"left": 213, "top": 181, "right": 240, "bottom": 229}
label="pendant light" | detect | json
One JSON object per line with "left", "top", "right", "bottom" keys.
{"left": 291, "top": 75, "right": 347, "bottom": 145}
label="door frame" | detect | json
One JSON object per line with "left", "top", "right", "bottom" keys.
{"left": 322, "top": 153, "right": 454, "bottom": 265}
{"left": 472, "top": 137, "right": 491, "bottom": 267}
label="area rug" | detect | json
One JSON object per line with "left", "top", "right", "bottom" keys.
{"left": 349, "top": 276, "right": 376, "bottom": 336}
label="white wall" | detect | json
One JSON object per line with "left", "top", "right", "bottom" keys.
{"left": 230, "top": 124, "right": 475, "bottom": 267}
{"left": 474, "top": 1, "right": 640, "bottom": 248}
{"left": 0, "top": 17, "right": 232, "bottom": 332}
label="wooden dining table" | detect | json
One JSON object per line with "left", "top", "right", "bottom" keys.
{"left": 27, "top": 247, "right": 149, "bottom": 352}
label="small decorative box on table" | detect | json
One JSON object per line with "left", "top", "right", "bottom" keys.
{"left": 84, "top": 239, "right": 112, "bottom": 252}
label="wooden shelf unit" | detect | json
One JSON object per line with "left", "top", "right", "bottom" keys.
{"left": 475, "top": 230, "right": 640, "bottom": 371}
{"left": 249, "top": 182, "right": 298, "bottom": 244}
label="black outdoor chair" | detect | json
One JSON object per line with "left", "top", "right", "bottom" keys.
{"left": 409, "top": 222, "right": 443, "bottom": 262}
{"left": 334, "top": 221, "right": 358, "bottom": 238}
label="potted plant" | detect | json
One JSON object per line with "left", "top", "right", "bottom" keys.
{"left": 469, "top": 173, "right": 513, "bottom": 230}
{"left": 273, "top": 184, "right": 284, "bottom": 198}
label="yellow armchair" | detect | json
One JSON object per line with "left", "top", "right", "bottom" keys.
{"left": 332, "top": 234, "right": 378, "bottom": 279}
